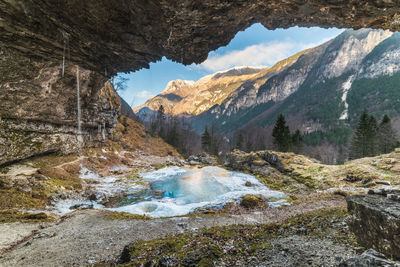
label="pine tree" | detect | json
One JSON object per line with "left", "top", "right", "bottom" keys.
{"left": 272, "top": 114, "right": 292, "bottom": 152}
{"left": 166, "top": 124, "right": 179, "bottom": 147}
{"left": 292, "top": 129, "right": 303, "bottom": 153}
{"left": 350, "top": 111, "right": 379, "bottom": 159}
{"left": 157, "top": 105, "right": 165, "bottom": 123}
{"left": 236, "top": 133, "right": 244, "bottom": 150}
{"left": 336, "top": 145, "right": 347, "bottom": 164}
{"left": 210, "top": 123, "right": 218, "bottom": 155}
{"left": 378, "top": 114, "right": 398, "bottom": 154}
{"left": 201, "top": 126, "right": 212, "bottom": 152}
{"left": 367, "top": 115, "right": 379, "bottom": 156}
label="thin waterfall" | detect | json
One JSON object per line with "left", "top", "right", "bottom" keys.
{"left": 76, "top": 65, "right": 83, "bottom": 146}
{"left": 62, "top": 41, "right": 65, "bottom": 77}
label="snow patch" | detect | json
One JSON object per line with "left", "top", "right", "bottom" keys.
{"left": 112, "top": 166, "right": 287, "bottom": 218}
{"left": 339, "top": 75, "right": 355, "bottom": 120}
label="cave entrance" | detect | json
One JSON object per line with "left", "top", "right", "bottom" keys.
{"left": 111, "top": 24, "right": 400, "bottom": 165}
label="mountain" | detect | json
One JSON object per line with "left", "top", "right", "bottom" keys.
{"left": 136, "top": 29, "right": 400, "bottom": 150}
{"left": 134, "top": 66, "right": 268, "bottom": 117}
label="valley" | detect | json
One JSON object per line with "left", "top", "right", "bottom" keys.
{"left": 137, "top": 29, "right": 400, "bottom": 164}
{"left": 1, "top": 1, "right": 400, "bottom": 266}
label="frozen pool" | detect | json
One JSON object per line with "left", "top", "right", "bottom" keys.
{"left": 112, "top": 166, "right": 287, "bottom": 217}
{"left": 51, "top": 166, "right": 288, "bottom": 218}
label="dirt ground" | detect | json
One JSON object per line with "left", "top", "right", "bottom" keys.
{"left": 0, "top": 197, "right": 346, "bottom": 267}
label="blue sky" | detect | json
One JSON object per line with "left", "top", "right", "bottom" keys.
{"left": 119, "top": 24, "right": 344, "bottom": 107}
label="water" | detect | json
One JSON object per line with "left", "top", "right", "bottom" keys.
{"left": 51, "top": 166, "right": 288, "bottom": 217}
{"left": 112, "top": 166, "right": 287, "bottom": 217}
{"left": 62, "top": 41, "right": 65, "bottom": 77}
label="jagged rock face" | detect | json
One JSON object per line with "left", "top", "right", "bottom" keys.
{"left": 0, "top": 46, "right": 119, "bottom": 165}
{"left": 137, "top": 29, "right": 398, "bottom": 134}
{"left": 135, "top": 67, "right": 268, "bottom": 117}
{"left": 340, "top": 249, "right": 400, "bottom": 266}
{"left": 1, "top": 1, "right": 400, "bottom": 75}
{"left": 2, "top": 1, "right": 400, "bottom": 165}
{"left": 347, "top": 192, "right": 400, "bottom": 260}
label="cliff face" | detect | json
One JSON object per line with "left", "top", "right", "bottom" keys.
{"left": 0, "top": 46, "right": 119, "bottom": 165}
{"left": 1, "top": 1, "right": 400, "bottom": 76}
{"left": 2, "top": 1, "right": 400, "bottom": 165}
{"left": 136, "top": 29, "right": 397, "bottom": 135}
{"left": 198, "top": 29, "right": 394, "bottom": 132}
{"left": 134, "top": 67, "right": 268, "bottom": 118}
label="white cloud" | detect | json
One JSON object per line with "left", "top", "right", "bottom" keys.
{"left": 197, "top": 39, "right": 328, "bottom": 72}
{"left": 135, "top": 90, "right": 154, "bottom": 99}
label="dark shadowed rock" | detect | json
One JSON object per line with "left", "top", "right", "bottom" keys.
{"left": 240, "top": 194, "right": 263, "bottom": 209}
{"left": 347, "top": 193, "right": 400, "bottom": 260}
{"left": 262, "top": 151, "right": 285, "bottom": 172}
{"left": 2, "top": 1, "right": 400, "bottom": 165}
{"left": 187, "top": 153, "right": 217, "bottom": 165}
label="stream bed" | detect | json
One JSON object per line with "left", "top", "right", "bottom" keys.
{"left": 51, "top": 166, "right": 288, "bottom": 218}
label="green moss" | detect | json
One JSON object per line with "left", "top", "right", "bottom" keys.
{"left": 249, "top": 242, "right": 272, "bottom": 254}
{"left": 0, "top": 210, "right": 54, "bottom": 223}
{"left": 117, "top": 207, "right": 351, "bottom": 266}
{"left": 154, "top": 164, "right": 167, "bottom": 170}
{"left": 196, "top": 258, "right": 214, "bottom": 267}
{"left": 0, "top": 167, "right": 10, "bottom": 174}
{"left": 30, "top": 154, "right": 78, "bottom": 169}
{"left": 240, "top": 194, "right": 263, "bottom": 209}
{"left": 0, "top": 189, "right": 47, "bottom": 209}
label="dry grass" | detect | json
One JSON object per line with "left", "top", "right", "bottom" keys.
{"left": 112, "top": 116, "right": 181, "bottom": 157}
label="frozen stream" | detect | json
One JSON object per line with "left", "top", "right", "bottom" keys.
{"left": 52, "top": 166, "right": 288, "bottom": 218}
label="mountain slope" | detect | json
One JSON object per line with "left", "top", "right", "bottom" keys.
{"left": 136, "top": 29, "right": 400, "bottom": 150}
{"left": 134, "top": 66, "right": 268, "bottom": 117}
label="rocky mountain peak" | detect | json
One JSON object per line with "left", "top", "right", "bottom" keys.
{"left": 321, "top": 29, "right": 393, "bottom": 79}
{"left": 163, "top": 80, "right": 195, "bottom": 95}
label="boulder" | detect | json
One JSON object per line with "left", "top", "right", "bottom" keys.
{"left": 347, "top": 193, "right": 400, "bottom": 260}
{"left": 339, "top": 249, "right": 400, "bottom": 266}
{"left": 187, "top": 153, "right": 218, "bottom": 165}
{"left": 240, "top": 194, "right": 263, "bottom": 209}
{"left": 69, "top": 203, "right": 94, "bottom": 210}
{"left": 262, "top": 151, "right": 284, "bottom": 172}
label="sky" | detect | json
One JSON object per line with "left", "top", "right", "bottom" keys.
{"left": 119, "top": 24, "right": 344, "bottom": 107}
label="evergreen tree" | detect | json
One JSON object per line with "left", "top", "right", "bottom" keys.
{"left": 272, "top": 114, "right": 292, "bottom": 152}
{"left": 367, "top": 115, "right": 379, "bottom": 156}
{"left": 336, "top": 145, "right": 347, "bottom": 164}
{"left": 210, "top": 123, "right": 218, "bottom": 155}
{"left": 157, "top": 105, "right": 165, "bottom": 121}
{"left": 236, "top": 133, "right": 244, "bottom": 150}
{"left": 201, "top": 126, "right": 212, "bottom": 152}
{"left": 292, "top": 129, "right": 303, "bottom": 153}
{"left": 350, "top": 111, "right": 380, "bottom": 158}
{"left": 378, "top": 114, "right": 398, "bottom": 154}
{"left": 246, "top": 138, "right": 253, "bottom": 152}
{"left": 166, "top": 124, "right": 179, "bottom": 148}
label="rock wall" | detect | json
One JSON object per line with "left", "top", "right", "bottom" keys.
{"left": 347, "top": 191, "right": 400, "bottom": 260}
{"left": 1, "top": 0, "right": 400, "bottom": 165}
{"left": 0, "top": 46, "right": 119, "bottom": 165}
{"left": 1, "top": 1, "right": 400, "bottom": 76}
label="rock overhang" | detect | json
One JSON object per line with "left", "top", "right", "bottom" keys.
{"left": 2, "top": 0, "right": 400, "bottom": 76}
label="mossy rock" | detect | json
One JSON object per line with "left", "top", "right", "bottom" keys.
{"left": 0, "top": 210, "right": 53, "bottom": 223}
{"left": 240, "top": 194, "right": 263, "bottom": 209}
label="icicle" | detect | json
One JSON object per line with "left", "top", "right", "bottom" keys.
{"left": 59, "top": 29, "right": 70, "bottom": 77}
{"left": 62, "top": 40, "right": 65, "bottom": 77}
{"left": 101, "top": 122, "right": 106, "bottom": 141}
{"left": 76, "top": 65, "right": 83, "bottom": 146}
